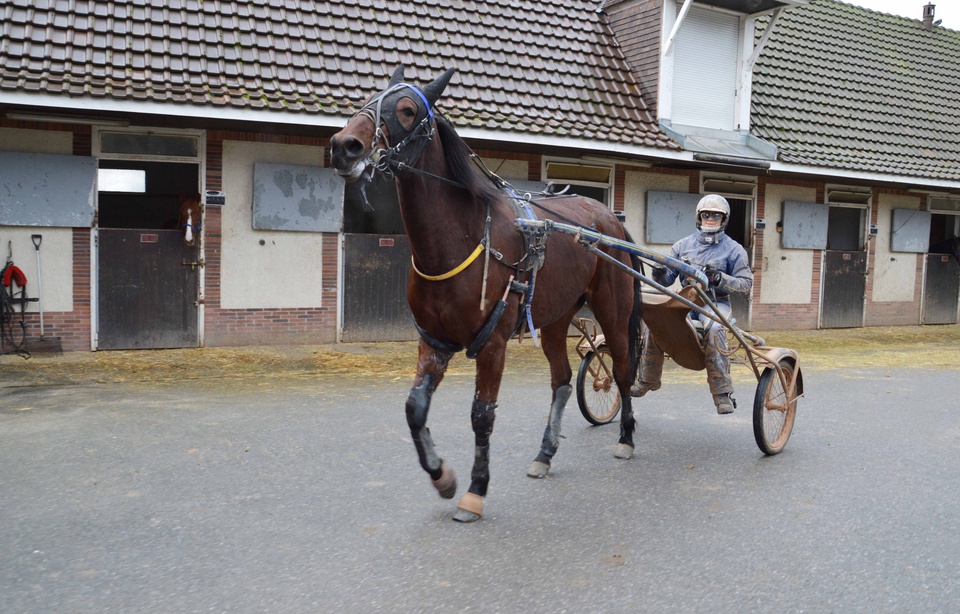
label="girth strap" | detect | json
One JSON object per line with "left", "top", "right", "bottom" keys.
{"left": 414, "top": 321, "right": 465, "bottom": 354}
{"left": 415, "top": 276, "right": 527, "bottom": 360}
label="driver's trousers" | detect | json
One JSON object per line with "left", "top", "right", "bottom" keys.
{"left": 638, "top": 301, "right": 733, "bottom": 397}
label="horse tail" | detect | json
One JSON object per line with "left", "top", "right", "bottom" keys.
{"left": 623, "top": 229, "right": 644, "bottom": 383}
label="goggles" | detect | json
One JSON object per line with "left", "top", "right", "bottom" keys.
{"left": 699, "top": 212, "right": 724, "bottom": 221}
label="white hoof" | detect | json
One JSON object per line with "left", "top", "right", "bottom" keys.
{"left": 526, "top": 461, "right": 550, "bottom": 479}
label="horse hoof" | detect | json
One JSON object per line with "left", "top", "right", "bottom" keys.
{"left": 453, "top": 492, "right": 483, "bottom": 523}
{"left": 614, "top": 443, "right": 635, "bottom": 460}
{"left": 526, "top": 461, "right": 551, "bottom": 479}
{"left": 431, "top": 465, "right": 457, "bottom": 499}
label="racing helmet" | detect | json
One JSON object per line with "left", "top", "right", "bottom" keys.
{"left": 695, "top": 194, "right": 730, "bottom": 233}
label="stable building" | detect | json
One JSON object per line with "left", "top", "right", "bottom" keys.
{"left": 1, "top": 0, "right": 958, "bottom": 352}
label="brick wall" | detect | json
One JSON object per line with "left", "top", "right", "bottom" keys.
{"left": 15, "top": 227, "right": 92, "bottom": 352}
{"left": 744, "top": 178, "right": 824, "bottom": 331}
{"left": 751, "top": 250, "right": 823, "bottom": 331}
{"left": 201, "top": 130, "right": 339, "bottom": 347}
{"left": 3, "top": 120, "right": 945, "bottom": 351}
{"left": 8, "top": 124, "right": 93, "bottom": 352}
{"left": 864, "top": 253, "right": 923, "bottom": 326}
{"left": 864, "top": 187, "right": 923, "bottom": 326}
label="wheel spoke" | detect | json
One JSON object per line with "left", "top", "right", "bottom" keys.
{"left": 753, "top": 359, "right": 798, "bottom": 455}
{"left": 577, "top": 351, "right": 622, "bottom": 425}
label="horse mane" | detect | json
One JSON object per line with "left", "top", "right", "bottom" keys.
{"left": 435, "top": 114, "right": 501, "bottom": 210}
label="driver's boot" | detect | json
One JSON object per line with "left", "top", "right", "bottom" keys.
{"left": 705, "top": 328, "right": 734, "bottom": 414}
{"left": 713, "top": 393, "right": 735, "bottom": 414}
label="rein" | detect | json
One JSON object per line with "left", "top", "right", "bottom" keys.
{"left": 390, "top": 161, "right": 467, "bottom": 190}
{"left": 355, "top": 89, "right": 590, "bottom": 352}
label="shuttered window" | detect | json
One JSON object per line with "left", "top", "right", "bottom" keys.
{"left": 0, "top": 152, "right": 96, "bottom": 227}
{"left": 672, "top": 5, "right": 740, "bottom": 130}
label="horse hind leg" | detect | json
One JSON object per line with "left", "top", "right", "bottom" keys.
{"left": 405, "top": 341, "right": 457, "bottom": 499}
{"left": 604, "top": 332, "right": 637, "bottom": 460}
{"left": 526, "top": 384, "right": 572, "bottom": 478}
{"left": 588, "top": 290, "right": 640, "bottom": 461}
{"left": 527, "top": 321, "right": 574, "bottom": 479}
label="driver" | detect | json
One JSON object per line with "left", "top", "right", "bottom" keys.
{"left": 631, "top": 194, "right": 753, "bottom": 414}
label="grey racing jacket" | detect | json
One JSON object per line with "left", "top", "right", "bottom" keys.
{"left": 654, "top": 230, "right": 753, "bottom": 302}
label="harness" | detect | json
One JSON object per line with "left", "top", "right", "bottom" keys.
{"left": 2, "top": 263, "right": 27, "bottom": 288}
{"left": 353, "top": 82, "right": 575, "bottom": 358}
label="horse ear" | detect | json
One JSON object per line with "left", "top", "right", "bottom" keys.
{"left": 421, "top": 68, "right": 455, "bottom": 106}
{"left": 389, "top": 65, "right": 405, "bottom": 86}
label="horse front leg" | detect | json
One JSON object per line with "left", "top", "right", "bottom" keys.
{"left": 527, "top": 323, "right": 574, "bottom": 479}
{"left": 452, "top": 339, "right": 507, "bottom": 523}
{"left": 406, "top": 339, "right": 456, "bottom": 499}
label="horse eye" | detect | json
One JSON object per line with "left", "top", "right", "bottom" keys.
{"left": 402, "top": 108, "right": 416, "bottom": 118}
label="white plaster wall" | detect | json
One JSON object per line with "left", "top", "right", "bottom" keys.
{"left": 0, "top": 128, "right": 76, "bottom": 312}
{"left": 220, "top": 141, "right": 327, "bottom": 309}
{"left": 872, "top": 192, "right": 921, "bottom": 302}
{"left": 621, "top": 170, "right": 689, "bottom": 251}
{"left": 759, "top": 184, "right": 817, "bottom": 304}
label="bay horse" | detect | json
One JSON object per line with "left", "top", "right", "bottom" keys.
{"left": 179, "top": 192, "right": 202, "bottom": 246}
{"left": 330, "top": 66, "right": 643, "bottom": 522}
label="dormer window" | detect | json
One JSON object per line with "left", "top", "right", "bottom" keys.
{"left": 602, "top": 0, "right": 806, "bottom": 162}
{"left": 668, "top": 4, "right": 741, "bottom": 131}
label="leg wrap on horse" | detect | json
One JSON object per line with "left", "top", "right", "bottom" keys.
{"left": 405, "top": 373, "right": 437, "bottom": 430}
{"left": 469, "top": 400, "right": 497, "bottom": 497}
{"left": 534, "top": 384, "right": 572, "bottom": 464}
{"left": 616, "top": 395, "right": 636, "bottom": 458}
{"left": 470, "top": 399, "right": 497, "bottom": 447}
{"left": 405, "top": 374, "right": 443, "bottom": 480}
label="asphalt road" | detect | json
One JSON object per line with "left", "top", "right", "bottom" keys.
{"left": 2, "top": 362, "right": 959, "bottom": 613}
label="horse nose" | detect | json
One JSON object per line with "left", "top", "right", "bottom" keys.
{"left": 331, "top": 134, "right": 366, "bottom": 168}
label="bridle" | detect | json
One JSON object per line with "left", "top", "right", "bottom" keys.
{"left": 356, "top": 83, "right": 435, "bottom": 174}
{"left": 351, "top": 83, "right": 468, "bottom": 197}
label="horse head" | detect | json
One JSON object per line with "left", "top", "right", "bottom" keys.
{"left": 179, "top": 192, "right": 202, "bottom": 246}
{"left": 330, "top": 65, "right": 455, "bottom": 183}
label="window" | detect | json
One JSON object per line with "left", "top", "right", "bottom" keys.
{"left": 543, "top": 160, "right": 613, "bottom": 205}
{"left": 671, "top": 5, "right": 741, "bottom": 130}
{"left": 100, "top": 132, "right": 199, "bottom": 158}
{"left": 929, "top": 197, "right": 960, "bottom": 214}
{"left": 97, "top": 168, "right": 146, "bottom": 193}
{"left": 826, "top": 187, "right": 871, "bottom": 251}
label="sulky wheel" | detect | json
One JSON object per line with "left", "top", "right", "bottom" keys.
{"left": 753, "top": 357, "right": 798, "bottom": 455}
{"left": 576, "top": 350, "right": 622, "bottom": 425}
